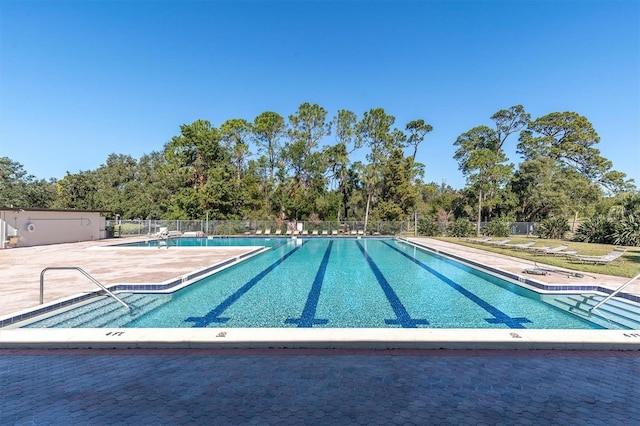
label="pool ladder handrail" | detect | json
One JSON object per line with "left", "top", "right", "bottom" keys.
{"left": 589, "top": 272, "right": 640, "bottom": 315}
{"left": 40, "top": 266, "right": 131, "bottom": 311}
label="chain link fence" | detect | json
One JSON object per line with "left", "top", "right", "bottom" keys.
{"left": 105, "top": 219, "right": 538, "bottom": 238}
{"left": 105, "top": 219, "right": 413, "bottom": 237}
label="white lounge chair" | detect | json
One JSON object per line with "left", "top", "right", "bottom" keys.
{"left": 275, "top": 229, "right": 282, "bottom": 235}
{"left": 571, "top": 248, "right": 626, "bottom": 265}
{"left": 331, "top": 230, "right": 338, "bottom": 236}
{"left": 264, "top": 228, "right": 271, "bottom": 235}
{"left": 255, "top": 229, "right": 262, "bottom": 235}
{"left": 487, "top": 239, "right": 511, "bottom": 246}
{"left": 504, "top": 241, "right": 537, "bottom": 250}
{"left": 155, "top": 226, "right": 169, "bottom": 237}
{"left": 466, "top": 236, "right": 493, "bottom": 244}
{"left": 321, "top": 230, "right": 328, "bottom": 235}
{"left": 302, "top": 230, "right": 308, "bottom": 235}
{"left": 530, "top": 244, "right": 569, "bottom": 255}
{"left": 312, "top": 230, "right": 319, "bottom": 235}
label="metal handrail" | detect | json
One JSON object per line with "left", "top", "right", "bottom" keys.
{"left": 590, "top": 272, "right": 640, "bottom": 314}
{"left": 40, "top": 267, "right": 131, "bottom": 311}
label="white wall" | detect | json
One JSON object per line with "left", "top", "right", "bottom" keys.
{"left": 1, "top": 210, "right": 105, "bottom": 248}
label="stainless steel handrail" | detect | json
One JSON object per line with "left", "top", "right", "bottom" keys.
{"left": 590, "top": 272, "right": 640, "bottom": 314}
{"left": 40, "top": 267, "right": 131, "bottom": 311}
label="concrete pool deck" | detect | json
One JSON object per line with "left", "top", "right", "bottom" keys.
{"left": 1, "top": 237, "right": 639, "bottom": 350}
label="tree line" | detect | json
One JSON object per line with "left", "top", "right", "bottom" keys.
{"left": 1, "top": 102, "right": 638, "bottom": 240}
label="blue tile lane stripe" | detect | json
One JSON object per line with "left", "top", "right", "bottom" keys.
{"left": 285, "top": 241, "right": 333, "bottom": 327}
{"left": 355, "top": 241, "right": 429, "bottom": 328}
{"left": 381, "top": 241, "right": 531, "bottom": 328}
{"left": 184, "top": 245, "right": 303, "bottom": 327}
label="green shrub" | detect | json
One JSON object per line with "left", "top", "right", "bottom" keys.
{"left": 574, "top": 215, "right": 614, "bottom": 244}
{"left": 612, "top": 213, "right": 640, "bottom": 246}
{"left": 482, "top": 220, "right": 510, "bottom": 237}
{"left": 446, "top": 219, "right": 475, "bottom": 237}
{"left": 538, "top": 216, "right": 570, "bottom": 239}
{"left": 417, "top": 218, "right": 442, "bottom": 236}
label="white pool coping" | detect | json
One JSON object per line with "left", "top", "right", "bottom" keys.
{"left": 1, "top": 327, "right": 640, "bottom": 350}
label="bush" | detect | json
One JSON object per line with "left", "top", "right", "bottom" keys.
{"left": 482, "top": 220, "right": 510, "bottom": 237}
{"left": 446, "top": 219, "right": 476, "bottom": 237}
{"left": 574, "top": 215, "right": 614, "bottom": 244}
{"left": 538, "top": 216, "right": 570, "bottom": 239}
{"left": 612, "top": 213, "right": 640, "bottom": 246}
{"left": 417, "top": 218, "right": 442, "bottom": 236}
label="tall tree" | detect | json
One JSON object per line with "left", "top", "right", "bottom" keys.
{"left": 357, "top": 108, "right": 405, "bottom": 232}
{"left": 327, "top": 109, "right": 360, "bottom": 220}
{"left": 221, "top": 119, "right": 252, "bottom": 216}
{"left": 93, "top": 154, "right": 138, "bottom": 216}
{"left": 518, "top": 112, "right": 632, "bottom": 191}
{"left": 163, "top": 120, "right": 233, "bottom": 219}
{"left": 453, "top": 126, "right": 513, "bottom": 234}
{"left": 285, "top": 102, "right": 331, "bottom": 188}
{"left": 405, "top": 119, "right": 433, "bottom": 161}
{"left": 516, "top": 111, "right": 633, "bottom": 224}
{"left": 53, "top": 170, "right": 98, "bottom": 210}
{"left": 0, "top": 157, "right": 56, "bottom": 208}
{"left": 491, "top": 105, "right": 530, "bottom": 152}
{"left": 252, "top": 111, "right": 285, "bottom": 181}
{"left": 377, "top": 149, "right": 418, "bottom": 220}
{"left": 131, "top": 151, "right": 171, "bottom": 219}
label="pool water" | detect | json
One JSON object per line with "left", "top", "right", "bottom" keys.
{"left": 26, "top": 238, "right": 603, "bottom": 329}
{"left": 117, "top": 237, "right": 289, "bottom": 248}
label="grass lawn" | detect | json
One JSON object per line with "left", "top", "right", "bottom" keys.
{"left": 437, "top": 237, "right": 640, "bottom": 278}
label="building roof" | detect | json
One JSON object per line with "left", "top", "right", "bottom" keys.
{"left": 0, "top": 207, "right": 110, "bottom": 213}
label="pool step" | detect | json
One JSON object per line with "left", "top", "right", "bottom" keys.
{"left": 25, "top": 294, "right": 170, "bottom": 328}
{"left": 550, "top": 294, "right": 640, "bottom": 330}
{"left": 25, "top": 295, "right": 132, "bottom": 328}
{"left": 83, "top": 296, "right": 172, "bottom": 328}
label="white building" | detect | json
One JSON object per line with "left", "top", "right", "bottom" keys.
{"left": 0, "top": 208, "right": 108, "bottom": 249}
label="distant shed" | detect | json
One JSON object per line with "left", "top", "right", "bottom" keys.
{"left": 0, "top": 208, "right": 108, "bottom": 249}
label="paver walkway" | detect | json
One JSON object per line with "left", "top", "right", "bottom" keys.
{"left": 1, "top": 349, "right": 638, "bottom": 425}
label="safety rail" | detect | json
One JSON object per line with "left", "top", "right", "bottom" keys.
{"left": 589, "top": 272, "right": 640, "bottom": 314}
{"left": 40, "top": 267, "right": 131, "bottom": 311}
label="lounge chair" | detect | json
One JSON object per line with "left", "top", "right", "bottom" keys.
{"left": 274, "top": 229, "right": 282, "bottom": 235}
{"left": 302, "top": 230, "right": 308, "bottom": 235}
{"left": 264, "top": 228, "right": 271, "bottom": 235}
{"left": 331, "top": 230, "right": 338, "bottom": 236}
{"left": 255, "top": 229, "right": 262, "bottom": 235}
{"left": 571, "top": 248, "right": 626, "bottom": 265}
{"left": 321, "top": 230, "right": 328, "bottom": 235}
{"left": 357, "top": 230, "right": 364, "bottom": 236}
{"left": 312, "top": 229, "right": 319, "bottom": 235}
{"left": 504, "top": 241, "right": 537, "bottom": 250}
{"left": 285, "top": 229, "right": 292, "bottom": 235}
{"left": 526, "top": 245, "right": 551, "bottom": 253}
{"left": 487, "top": 239, "right": 511, "bottom": 246}
{"left": 466, "top": 236, "right": 493, "bottom": 244}
{"left": 530, "top": 244, "right": 569, "bottom": 255}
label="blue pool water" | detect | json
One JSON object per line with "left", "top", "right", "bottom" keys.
{"left": 116, "top": 237, "right": 288, "bottom": 248}
{"left": 26, "top": 238, "right": 604, "bottom": 329}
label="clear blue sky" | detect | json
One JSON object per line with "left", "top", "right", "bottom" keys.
{"left": 1, "top": 0, "right": 638, "bottom": 190}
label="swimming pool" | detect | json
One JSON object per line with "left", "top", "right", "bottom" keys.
{"left": 23, "top": 238, "right": 610, "bottom": 329}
